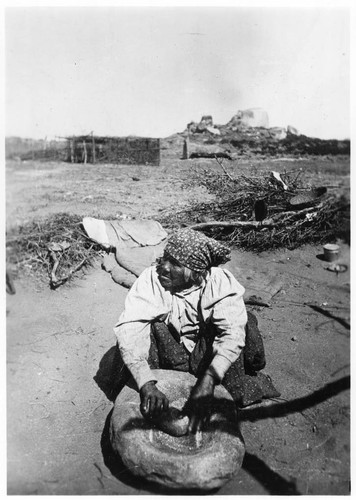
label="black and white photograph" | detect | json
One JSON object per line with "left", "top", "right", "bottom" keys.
{"left": 4, "top": 1, "right": 351, "bottom": 495}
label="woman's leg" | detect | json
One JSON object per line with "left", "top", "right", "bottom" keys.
{"left": 107, "top": 344, "right": 132, "bottom": 401}
{"left": 244, "top": 311, "right": 266, "bottom": 373}
{"left": 190, "top": 312, "right": 279, "bottom": 407}
{"left": 150, "top": 321, "right": 190, "bottom": 372}
{"left": 222, "top": 312, "right": 280, "bottom": 407}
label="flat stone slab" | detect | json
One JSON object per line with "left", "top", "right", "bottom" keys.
{"left": 110, "top": 369, "right": 245, "bottom": 491}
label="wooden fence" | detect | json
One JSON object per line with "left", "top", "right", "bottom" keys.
{"left": 68, "top": 135, "right": 160, "bottom": 166}
{"left": 6, "top": 135, "right": 161, "bottom": 166}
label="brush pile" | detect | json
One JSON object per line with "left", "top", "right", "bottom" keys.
{"left": 159, "top": 167, "right": 350, "bottom": 251}
{"left": 6, "top": 213, "right": 103, "bottom": 288}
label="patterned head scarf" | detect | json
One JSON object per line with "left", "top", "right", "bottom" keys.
{"left": 164, "top": 228, "right": 231, "bottom": 271}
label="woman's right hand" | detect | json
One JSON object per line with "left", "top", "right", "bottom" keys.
{"left": 140, "top": 381, "right": 169, "bottom": 418}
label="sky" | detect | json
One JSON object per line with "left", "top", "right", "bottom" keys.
{"left": 5, "top": 4, "right": 351, "bottom": 140}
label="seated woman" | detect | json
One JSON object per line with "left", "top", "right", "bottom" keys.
{"left": 113, "top": 228, "right": 279, "bottom": 433}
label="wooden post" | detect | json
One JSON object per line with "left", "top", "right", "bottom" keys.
{"left": 91, "top": 132, "right": 96, "bottom": 164}
{"left": 157, "top": 139, "right": 161, "bottom": 166}
{"left": 183, "top": 133, "right": 190, "bottom": 159}
{"left": 83, "top": 140, "right": 87, "bottom": 164}
{"left": 70, "top": 138, "right": 75, "bottom": 163}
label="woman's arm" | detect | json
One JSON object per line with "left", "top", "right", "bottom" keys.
{"left": 114, "top": 266, "right": 171, "bottom": 389}
{"left": 185, "top": 268, "right": 247, "bottom": 433}
{"left": 203, "top": 268, "right": 247, "bottom": 381}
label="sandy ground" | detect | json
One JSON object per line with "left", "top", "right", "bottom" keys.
{"left": 6, "top": 157, "right": 350, "bottom": 495}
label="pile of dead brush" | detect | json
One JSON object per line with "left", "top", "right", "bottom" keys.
{"left": 6, "top": 213, "right": 103, "bottom": 288}
{"left": 159, "top": 166, "right": 350, "bottom": 251}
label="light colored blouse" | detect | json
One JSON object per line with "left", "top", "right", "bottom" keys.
{"left": 114, "top": 265, "right": 247, "bottom": 389}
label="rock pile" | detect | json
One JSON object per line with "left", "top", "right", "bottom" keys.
{"left": 164, "top": 108, "right": 350, "bottom": 159}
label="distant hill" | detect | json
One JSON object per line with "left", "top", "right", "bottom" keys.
{"left": 161, "top": 109, "right": 350, "bottom": 159}
{"left": 6, "top": 108, "right": 350, "bottom": 163}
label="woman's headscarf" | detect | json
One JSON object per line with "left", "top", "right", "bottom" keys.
{"left": 164, "top": 228, "right": 231, "bottom": 271}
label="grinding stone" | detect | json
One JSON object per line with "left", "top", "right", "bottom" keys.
{"left": 109, "top": 369, "right": 245, "bottom": 491}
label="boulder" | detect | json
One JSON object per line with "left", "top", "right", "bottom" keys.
{"left": 196, "top": 122, "right": 208, "bottom": 133}
{"left": 269, "top": 127, "right": 287, "bottom": 140}
{"left": 227, "top": 108, "right": 269, "bottom": 129}
{"left": 200, "top": 115, "right": 213, "bottom": 127}
{"left": 110, "top": 369, "right": 245, "bottom": 491}
{"left": 287, "top": 125, "right": 299, "bottom": 135}
{"left": 192, "top": 116, "right": 214, "bottom": 134}
{"left": 206, "top": 126, "right": 221, "bottom": 135}
{"left": 187, "top": 121, "right": 198, "bottom": 134}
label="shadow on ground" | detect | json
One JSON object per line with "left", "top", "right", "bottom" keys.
{"left": 98, "top": 352, "right": 349, "bottom": 496}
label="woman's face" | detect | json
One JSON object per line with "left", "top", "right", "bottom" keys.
{"left": 156, "top": 254, "right": 191, "bottom": 293}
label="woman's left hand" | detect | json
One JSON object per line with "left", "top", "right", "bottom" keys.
{"left": 184, "top": 373, "right": 216, "bottom": 434}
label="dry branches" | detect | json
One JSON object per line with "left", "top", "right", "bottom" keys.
{"left": 6, "top": 213, "right": 103, "bottom": 287}
{"left": 159, "top": 169, "right": 350, "bottom": 251}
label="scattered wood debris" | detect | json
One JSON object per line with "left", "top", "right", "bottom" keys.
{"left": 6, "top": 213, "right": 103, "bottom": 288}
{"left": 159, "top": 164, "right": 350, "bottom": 251}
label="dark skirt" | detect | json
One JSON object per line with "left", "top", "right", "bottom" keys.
{"left": 109, "top": 311, "right": 280, "bottom": 407}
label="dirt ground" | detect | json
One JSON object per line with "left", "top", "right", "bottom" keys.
{"left": 6, "top": 156, "right": 350, "bottom": 495}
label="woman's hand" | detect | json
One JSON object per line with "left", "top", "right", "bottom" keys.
{"left": 184, "top": 373, "right": 216, "bottom": 434}
{"left": 140, "top": 381, "right": 169, "bottom": 418}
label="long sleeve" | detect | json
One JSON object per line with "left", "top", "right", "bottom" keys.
{"left": 202, "top": 268, "right": 247, "bottom": 381}
{"left": 113, "top": 266, "right": 171, "bottom": 389}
